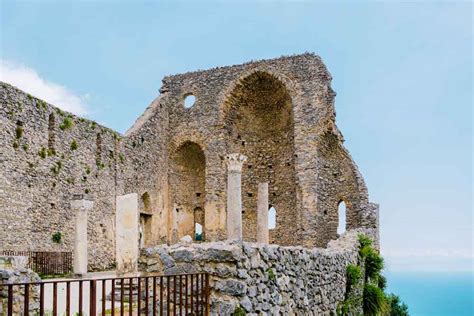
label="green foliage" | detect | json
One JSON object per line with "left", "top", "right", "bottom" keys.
{"left": 70, "top": 139, "right": 78, "bottom": 150}
{"left": 119, "top": 154, "right": 125, "bottom": 163}
{"left": 51, "top": 161, "right": 62, "bottom": 175}
{"left": 55, "top": 108, "right": 65, "bottom": 116}
{"left": 12, "top": 141, "right": 19, "bottom": 149}
{"left": 387, "top": 294, "right": 409, "bottom": 316}
{"left": 346, "top": 264, "right": 362, "bottom": 288}
{"left": 358, "top": 234, "right": 373, "bottom": 249}
{"left": 267, "top": 268, "right": 276, "bottom": 281}
{"left": 27, "top": 94, "right": 33, "bottom": 101}
{"left": 85, "top": 188, "right": 90, "bottom": 194}
{"left": 59, "top": 117, "right": 73, "bottom": 130}
{"left": 51, "top": 231, "right": 62, "bottom": 244}
{"left": 38, "top": 147, "right": 47, "bottom": 158}
{"left": 15, "top": 126, "right": 23, "bottom": 139}
{"left": 365, "top": 247, "right": 384, "bottom": 281}
{"left": 363, "top": 283, "right": 389, "bottom": 316}
{"left": 22, "top": 143, "right": 29, "bottom": 151}
{"left": 377, "top": 274, "right": 387, "bottom": 291}
{"left": 90, "top": 121, "right": 97, "bottom": 129}
{"left": 48, "top": 148, "right": 56, "bottom": 156}
{"left": 85, "top": 166, "right": 91, "bottom": 174}
{"left": 232, "top": 305, "right": 246, "bottom": 316}
{"left": 337, "top": 297, "right": 360, "bottom": 316}
{"left": 37, "top": 100, "right": 47, "bottom": 111}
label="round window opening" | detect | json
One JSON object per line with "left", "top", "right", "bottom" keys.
{"left": 184, "top": 94, "right": 196, "bottom": 109}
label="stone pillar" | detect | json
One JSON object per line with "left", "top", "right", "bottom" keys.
{"left": 116, "top": 193, "right": 139, "bottom": 273}
{"left": 71, "top": 194, "right": 93, "bottom": 276}
{"left": 256, "top": 182, "right": 269, "bottom": 244}
{"left": 224, "top": 153, "right": 247, "bottom": 241}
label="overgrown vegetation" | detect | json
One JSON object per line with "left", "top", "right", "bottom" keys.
{"left": 38, "top": 147, "right": 47, "bottom": 158}
{"left": 337, "top": 234, "right": 409, "bottom": 316}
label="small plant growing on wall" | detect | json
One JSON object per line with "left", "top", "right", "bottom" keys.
{"left": 52, "top": 232, "right": 62, "bottom": 244}
{"left": 22, "top": 143, "right": 29, "bottom": 151}
{"left": 12, "top": 141, "right": 19, "bottom": 149}
{"left": 59, "top": 117, "right": 73, "bottom": 130}
{"left": 38, "top": 147, "right": 47, "bottom": 158}
{"left": 50, "top": 161, "right": 62, "bottom": 175}
{"left": 15, "top": 126, "right": 23, "bottom": 139}
{"left": 48, "top": 148, "right": 56, "bottom": 156}
{"left": 70, "top": 139, "right": 78, "bottom": 150}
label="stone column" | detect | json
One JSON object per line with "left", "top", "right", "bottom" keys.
{"left": 256, "top": 182, "right": 269, "bottom": 244}
{"left": 71, "top": 194, "right": 93, "bottom": 276}
{"left": 224, "top": 153, "right": 247, "bottom": 241}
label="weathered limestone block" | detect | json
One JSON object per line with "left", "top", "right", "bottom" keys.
{"left": 116, "top": 193, "right": 139, "bottom": 273}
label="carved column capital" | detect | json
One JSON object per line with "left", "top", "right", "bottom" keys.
{"left": 224, "top": 153, "right": 247, "bottom": 172}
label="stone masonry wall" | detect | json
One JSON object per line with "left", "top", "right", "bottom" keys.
{"left": 0, "top": 82, "right": 119, "bottom": 270}
{"left": 139, "top": 229, "right": 374, "bottom": 315}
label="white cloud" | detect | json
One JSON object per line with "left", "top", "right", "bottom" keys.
{"left": 0, "top": 60, "right": 89, "bottom": 116}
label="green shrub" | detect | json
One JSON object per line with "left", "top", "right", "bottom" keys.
{"left": 387, "top": 293, "right": 409, "bottom": 316}
{"left": 346, "top": 264, "right": 362, "bottom": 288}
{"left": 22, "top": 143, "right": 29, "bottom": 151}
{"left": 363, "top": 283, "right": 388, "bottom": 316}
{"left": 51, "top": 232, "right": 62, "bottom": 244}
{"left": 47, "top": 148, "right": 56, "bottom": 156}
{"left": 377, "top": 274, "right": 387, "bottom": 291}
{"left": 59, "top": 117, "right": 73, "bottom": 130}
{"left": 119, "top": 154, "right": 125, "bottom": 163}
{"left": 70, "top": 139, "right": 78, "bottom": 150}
{"left": 85, "top": 166, "right": 91, "bottom": 174}
{"left": 15, "top": 126, "right": 23, "bottom": 139}
{"left": 365, "top": 248, "right": 384, "bottom": 281}
{"left": 358, "top": 234, "right": 373, "bottom": 249}
{"left": 12, "top": 141, "right": 19, "bottom": 149}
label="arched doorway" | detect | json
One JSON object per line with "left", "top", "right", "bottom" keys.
{"left": 169, "top": 141, "right": 206, "bottom": 242}
{"left": 224, "top": 71, "right": 297, "bottom": 244}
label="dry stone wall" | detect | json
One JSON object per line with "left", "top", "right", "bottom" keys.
{"left": 139, "top": 229, "right": 373, "bottom": 315}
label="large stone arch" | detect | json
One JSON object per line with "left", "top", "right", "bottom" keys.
{"left": 222, "top": 71, "right": 298, "bottom": 244}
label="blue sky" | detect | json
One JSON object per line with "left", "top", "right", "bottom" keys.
{"left": 1, "top": 1, "right": 472, "bottom": 271}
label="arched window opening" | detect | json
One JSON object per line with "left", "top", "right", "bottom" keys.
{"left": 337, "top": 201, "right": 347, "bottom": 235}
{"left": 194, "top": 207, "right": 205, "bottom": 241}
{"left": 142, "top": 192, "right": 151, "bottom": 213}
{"left": 184, "top": 94, "right": 196, "bottom": 108}
{"left": 48, "top": 113, "right": 55, "bottom": 151}
{"left": 195, "top": 223, "right": 203, "bottom": 241}
{"left": 268, "top": 206, "right": 276, "bottom": 230}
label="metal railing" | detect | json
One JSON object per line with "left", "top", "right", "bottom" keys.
{"left": 0, "top": 273, "right": 210, "bottom": 315}
{"left": 0, "top": 250, "right": 73, "bottom": 275}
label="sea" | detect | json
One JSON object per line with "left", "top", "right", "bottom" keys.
{"left": 385, "top": 271, "right": 473, "bottom": 316}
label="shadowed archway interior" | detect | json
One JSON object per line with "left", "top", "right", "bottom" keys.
{"left": 224, "top": 71, "right": 297, "bottom": 244}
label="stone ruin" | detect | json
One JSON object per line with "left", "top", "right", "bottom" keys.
{"left": 0, "top": 53, "right": 379, "bottom": 313}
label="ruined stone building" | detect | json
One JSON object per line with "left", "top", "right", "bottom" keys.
{"left": 0, "top": 53, "right": 379, "bottom": 272}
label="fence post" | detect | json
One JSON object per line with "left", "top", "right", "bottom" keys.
{"left": 90, "top": 280, "right": 97, "bottom": 316}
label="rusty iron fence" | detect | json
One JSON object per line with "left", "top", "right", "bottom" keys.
{"left": 0, "top": 250, "right": 73, "bottom": 275}
{"left": 0, "top": 273, "right": 210, "bottom": 315}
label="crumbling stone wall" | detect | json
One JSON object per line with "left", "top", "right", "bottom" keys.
{"left": 139, "top": 229, "right": 373, "bottom": 315}
{"left": 0, "top": 83, "right": 118, "bottom": 270}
